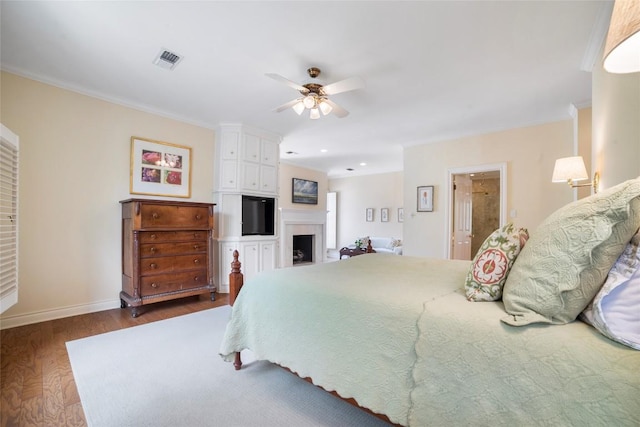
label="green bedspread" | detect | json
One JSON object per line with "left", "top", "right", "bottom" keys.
{"left": 220, "top": 254, "right": 640, "bottom": 426}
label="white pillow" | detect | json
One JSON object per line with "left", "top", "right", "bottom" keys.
{"left": 581, "top": 229, "right": 640, "bottom": 350}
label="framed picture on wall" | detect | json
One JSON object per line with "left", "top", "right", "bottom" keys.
{"left": 366, "top": 208, "right": 374, "bottom": 222}
{"left": 398, "top": 208, "right": 404, "bottom": 222}
{"left": 130, "top": 137, "right": 192, "bottom": 198}
{"left": 417, "top": 185, "right": 434, "bottom": 212}
{"left": 381, "top": 208, "right": 389, "bottom": 222}
{"left": 292, "top": 178, "right": 318, "bottom": 204}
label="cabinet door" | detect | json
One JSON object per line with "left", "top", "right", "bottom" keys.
{"left": 241, "top": 162, "right": 260, "bottom": 192}
{"left": 220, "top": 160, "right": 238, "bottom": 190}
{"left": 261, "top": 138, "right": 278, "bottom": 166}
{"left": 260, "top": 241, "right": 276, "bottom": 272}
{"left": 260, "top": 165, "right": 277, "bottom": 194}
{"left": 241, "top": 242, "right": 260, "bottom": 281}
{"left": 221, "top": 131, "right": 239, "bottom": 159}
{"left": 243, "top": 133, "right": 260, "bottom": 163}
{"left": 220, "top": 243, "right": 239, "bottom": 287}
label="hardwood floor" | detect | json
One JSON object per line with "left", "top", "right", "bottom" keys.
{"left": 0, "top": 294, "right": 229, "bottom": 427}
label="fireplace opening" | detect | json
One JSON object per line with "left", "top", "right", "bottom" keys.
{"left": 293, "top": 234, "right": 314, "bottom": 265}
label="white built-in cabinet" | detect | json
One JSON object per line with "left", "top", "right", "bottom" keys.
{"left": 217, "top": 126, "right": 279, "bottom": 195}
{"left": 214, "top": 124, "right": 281, "bottom": 293}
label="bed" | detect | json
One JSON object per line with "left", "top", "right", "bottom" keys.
{"left": 220, "top": 178, "right": 640, "bottom": 426}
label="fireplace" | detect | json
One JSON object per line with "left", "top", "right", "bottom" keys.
{"left": 279, "top": 208, "right": 327, "bottom": 268}
{"left": 293, "top": 234, "right": 314, "bottom": 264}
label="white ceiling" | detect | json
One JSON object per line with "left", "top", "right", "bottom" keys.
{"left": 0, "top": 1, "right": 611, "bottom": 177}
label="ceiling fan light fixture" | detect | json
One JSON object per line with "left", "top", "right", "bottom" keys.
{"left": 303, "top": 95, "right": 317, "bottom": 109}
{"left": 309, "top": 108, "right": 320, "bottom": 119}
{"left": 292, "top": 101, "right": 305, "bottom": 115}
{"left": 319, "top": 100, "right": 333, "bottom": 115}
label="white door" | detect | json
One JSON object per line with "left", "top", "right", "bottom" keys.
{"left": 452, "top": 174, "right": 472, "bottom": 260}
{"left": 0, "top": 124, "right": 19, "bottom": 313}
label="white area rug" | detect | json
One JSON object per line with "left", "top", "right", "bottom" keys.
{"left": 66, "top": 306, "right": 390, "bottom": 427}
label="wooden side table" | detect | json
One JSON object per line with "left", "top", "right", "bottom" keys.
{"left": 339, "top": 247, "right": 375, "bottom": 259}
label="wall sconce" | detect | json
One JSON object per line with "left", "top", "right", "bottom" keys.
{"left": 552, "top": 156, "right": 600, "bottom": 193}
{"left": 603, "top": 0, "right": 640, "bottom": 73}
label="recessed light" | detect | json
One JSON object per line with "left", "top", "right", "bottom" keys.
{"left": 360, "top": 162, "right": 367, "bottom": 166}
{"left": 320, "top": 149, "right": 328, "bottom": 153}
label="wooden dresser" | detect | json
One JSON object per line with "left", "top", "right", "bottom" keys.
{"left": 120, "top": 199, "right": 216, "bottom": 317}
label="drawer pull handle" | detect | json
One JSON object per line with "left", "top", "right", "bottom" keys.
{"left": 150, "top": 247, "right": 156, "bottom": 253}
{"left": 193, "top": 259, "right": 200, "bottom": 264}
{"left": 150, "top": 234, "right": 157, "bottom": 240}
{"left": 152, "top": 212, "right": 159, "bottom": 219}
{"left": 195, "top": 214, "right": 202, "bottom": 220}
{"left": 193, "top": 233, "right": 200, "bottom": 239}
{"left": 151, "top": 283, "right": 158, "bottom": 288}
{"left": 149, "top": 263, "right": 157, "bottom": 269}
{"left": 193, "top": 245, "right": 199, "bottom": 250}
{"left": 194, "top": 276, "right": 200, "bottom": 281}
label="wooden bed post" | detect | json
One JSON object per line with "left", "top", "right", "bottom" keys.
{"left": 229, "top": 250, "right": 243, "bottom": 306}
{"left": 366, "top": 239, "right": 373, "bottom": 253}
{"left": 228, "top": 249, "right": 244, "bottom": 370}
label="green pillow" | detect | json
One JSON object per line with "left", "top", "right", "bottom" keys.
{"left": 502, "top": 177, "right": 640, "bottom": 326}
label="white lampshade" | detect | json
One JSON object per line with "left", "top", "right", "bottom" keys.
{"left": 292, "top": 101, "right": 305, "bottom": 115}
{"left": 552, "top": 156, "right": 589, "bottom": 182}
{"left": 318, "top": 100, "right": 333, "bottom": 115}
{"left": 309, "top": 108, "right": 320, "bottom": 120}
{"left": 303, "top": 95, "right": 316, "bottom": 109}
{"left": 603, "top": 0, "right": 640, "bottom": 73}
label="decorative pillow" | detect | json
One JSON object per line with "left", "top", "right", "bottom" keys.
{"left": 465, "top": 223, "right": 529, "bottom": 301}
{"left": 581, "top": 229, "right": 640, "bottom": 350}
{"left": 502, "top": 177, "right": 640, "bottom": 326}
{"left": 389, "top": 238, "right": 402, "bottom": 249}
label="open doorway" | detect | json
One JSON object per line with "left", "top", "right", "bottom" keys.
{"left": 446, "top": 163, "right": 507, "bottom": 260}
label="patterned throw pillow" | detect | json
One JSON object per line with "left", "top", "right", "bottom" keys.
{"left": 389, "top": 238, "right": 402, "bottom": 248}
{"left": 465, "top": 223, "right": 529, "bottom": 302}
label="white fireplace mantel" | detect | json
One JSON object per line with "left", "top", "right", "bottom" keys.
{"left": 279, "top": 208, "right": 327, "bottom": 268}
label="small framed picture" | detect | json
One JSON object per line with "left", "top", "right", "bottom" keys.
{"left": 398, "top": 208, "right": 404, "bottom": 222}
{"left": 366, "top": 208, "right": 374, "bottom": 222}
{"left": 130, "top": 137, "right": 191, "bottom": 198}
{"left": 417, "top": 185, "right": 434, "bottom": 212}
{"left": 381, "top": 208, "right": 389, "bottom": 222}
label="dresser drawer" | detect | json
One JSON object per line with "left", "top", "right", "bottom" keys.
{"left": 140, "top": 254, "right": 208, "bottom": 275}
{"left": 140, "top": 204, "right": 210, "bottom": 229}
{"left": 140, "top": 241, "right": 207, "bottom": 257}
{"left": 139, "top": 230, "right": 208, "bottom": 243}
{"left": 140, "top": 270, "right": 208, "bottom": 295}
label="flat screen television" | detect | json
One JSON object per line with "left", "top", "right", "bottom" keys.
{"left": 242, "top": 195, "right": 275, "bottom": 236}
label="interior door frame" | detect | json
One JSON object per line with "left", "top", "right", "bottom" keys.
{"left": 444, "top": 162, "right": 507, "bottom": 259}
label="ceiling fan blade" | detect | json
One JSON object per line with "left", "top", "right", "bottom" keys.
{"left": 323, "top": 99, "right": 349, "bottom": 118}
{"left": 273, "top": 98, "right": 302, "bottom": 113}
{"left": 265, "top": 73, "right": 308, "bottom": 93}
{"left": 322, "top": 76, "right": 365, "bottom": 95}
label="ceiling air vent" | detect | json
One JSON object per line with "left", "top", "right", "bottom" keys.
{"left": 153, "top": 49, "right": 183, "bottom": 70}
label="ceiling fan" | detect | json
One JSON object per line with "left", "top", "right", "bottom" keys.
{"left": 266, "top": 67, "right": 364, "bottom": 119}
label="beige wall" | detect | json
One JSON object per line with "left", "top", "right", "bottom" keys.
{"left": 329, "top": 172, "right": 404, "bottom": 251}
{"left": 0, "top": 71, "right": 216, "bottom": 324}
{"left": 278, "top": 162, "right": 328, "bottom": 212}
{"left": 592, "top": 53, "right": 640, "bottom": 187}
{"left": 402, "top": 120, "right": 576, "bottom": 258}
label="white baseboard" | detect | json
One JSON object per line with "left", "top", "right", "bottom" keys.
{"left": 0, "top": 299, "right": 120, "bottom": 330}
